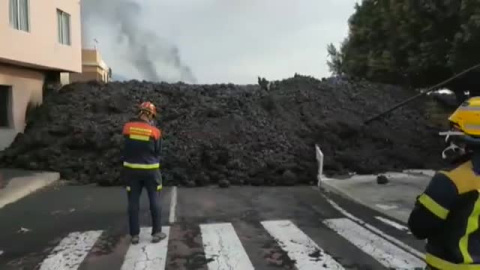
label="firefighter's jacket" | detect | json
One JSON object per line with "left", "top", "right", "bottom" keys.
{"left": 408, "top": 159, "right": 480, "bottom": 269}
{"left": 121, "top": 118, "right": 162, "bottom": 182}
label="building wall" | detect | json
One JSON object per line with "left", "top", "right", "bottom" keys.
{"left": 83, "top": 50, "right": 99, "bottom": 64}
{"left": 70, "top": 71, "right": 97, "bottom": 82}
{"left": 70, "top": 66, "right": 101, "bottom": 82}
{"left": 0, "top": 0, "right": 82, "bottom": 73}
{"left": 0, "top": 64, "right": 45, "bottom": 150}
{"left": 70, "top": 49, "right": 111, "bottom": 83}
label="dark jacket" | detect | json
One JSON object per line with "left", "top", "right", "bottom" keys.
{"left": 408, "top": 155, "right": 480, "bottom": 269}
{"left": 121, "top": 118, "right": 163, "bottom": 182}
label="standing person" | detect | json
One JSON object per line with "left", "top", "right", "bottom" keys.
{"left": 121, "top": 101, "right": 166, "bottom": 244}
{"left": 408, "top": 97, "right": 480, "bottom": 269}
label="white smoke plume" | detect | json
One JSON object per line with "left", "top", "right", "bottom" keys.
{"left": 81, "top": 0, "right": 196, "bottom": 83}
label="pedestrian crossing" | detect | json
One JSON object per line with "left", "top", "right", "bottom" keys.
{"left": 262, "top": 220, "right": 344, "bottom": 270}
{"left": 200, "top": 222, "right": 255, "bottom": 270}
{"left": 121, "top": 227, "right": 170, "bottom": 270}
{"left": 39, "top": 230, "right": 103, "bottom": 270}
{"left": 31, "top": 216, "right": 425, "bottom": 270}
{"left": 324, "top": 218, "right": 423, "bottom": 268}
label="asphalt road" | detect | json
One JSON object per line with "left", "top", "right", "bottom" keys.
{"left": 0, "top": 182, "right": 426, "bottom": 270}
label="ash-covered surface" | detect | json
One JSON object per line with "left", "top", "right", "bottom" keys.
{"left": 0, "top": 75, "right": 446, "bottom": 186}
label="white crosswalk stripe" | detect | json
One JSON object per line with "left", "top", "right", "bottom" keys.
{"left": 324, "top": 218, "right": 424, "bottom": 269}
{"left": 261, "top": 220, "right": 344, "bottom": 270}
{"left": 375, "top": 216, "right": 412, "bottom": 234}
{"left": 120, "top": 226, "right": 170, "bottom": 270}
{"left": 200, "top": 222, "right": 255, "bottom": 270}
{"left": 324, "top": 196, "right": 424, "bottom": 258}
{"left": 39, "top": 230, "right": 103, "bottom": 270}
{"left": 34, "top": 219, "right": 424, "bottom": 269}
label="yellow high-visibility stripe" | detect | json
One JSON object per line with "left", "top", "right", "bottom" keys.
{"left": 129, "top": 127, "right": 151, "bottom": 132}
{"left": 129, "top": 127, "right": 152, "bottom": 135}
{"left": 426, "top": 253, "right": 480, "bottom": 270}
{"left": 123, "top": 162, "right": 160, "bottom": 169}
{"left": 129, "top": 134, "right": 150, "bottom": 141}
{"left": 130, "top": 131, "right": 151, "bottom": 136}
{"left": 418, "top": 194, "right": 449, "bottom": 220}
{"left": 460, "top": 195, "right": 480, "bottom": 263}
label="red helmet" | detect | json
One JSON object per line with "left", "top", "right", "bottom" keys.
{"left": 139, "top": 101, "right": 157, "bottom": 117}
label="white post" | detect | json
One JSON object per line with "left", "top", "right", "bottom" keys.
{"left": 315, "top": 144, "right": 324, "bottom": 187}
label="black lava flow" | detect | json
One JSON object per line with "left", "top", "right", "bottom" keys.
{"left": 0, "top": 75, "right": 447, "bottom": 186}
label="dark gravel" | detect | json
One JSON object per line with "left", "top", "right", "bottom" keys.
{"left": 0, "top": 75, "right": 448, "bottom": 186}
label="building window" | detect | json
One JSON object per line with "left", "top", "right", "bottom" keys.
{"left": 9, "top": 0, "right": 30, "bottom": 32}
{"left": 57, "top": 9, "right": 71, "bottom": 45}
{"left": 0, "top": 86, "right": 12, "bottom": 128}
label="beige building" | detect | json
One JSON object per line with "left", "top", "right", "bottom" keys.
{"left": 0, "top": 0, "right": 82, "bottom": 150}
{"left": 71, "top": 49, "right": 112, "bottom": 83}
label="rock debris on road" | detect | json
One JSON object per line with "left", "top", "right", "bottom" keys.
{"left": 0, "top": 75, "right": 446, "bottom": 187}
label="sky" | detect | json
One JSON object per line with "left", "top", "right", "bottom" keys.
{"left": 81, "top": 0, "right": 357, "bottom": 84}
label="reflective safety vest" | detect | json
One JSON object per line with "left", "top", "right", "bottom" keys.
{"left": 122, "top": 119, "right": 162, "bottom": 170}
{"left": 408, "top": 160, "right": 480, "bottom": 269}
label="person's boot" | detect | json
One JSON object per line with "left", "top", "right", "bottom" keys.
{"left": 131, "top": 235, "right": 140, "bottom": 245}
{"left": 152, "top": 232, "right": 167, "bottom": 243}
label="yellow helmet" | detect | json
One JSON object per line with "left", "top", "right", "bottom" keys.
{"left": 449, "top": 97, "right": 480, "bottom": 137}
{"left": 441, "top": 97, "right": 480, "bottom": 161}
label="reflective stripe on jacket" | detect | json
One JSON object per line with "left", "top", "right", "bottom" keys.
{"left": 408, "top": 161, "right": 480, "bottom": 269}
{"left": 122, "top": 118, "right": 162, "bottom": 170}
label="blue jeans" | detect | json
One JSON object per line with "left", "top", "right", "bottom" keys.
{"left": 125, "top": 171, "right": 162, "bottom": 236}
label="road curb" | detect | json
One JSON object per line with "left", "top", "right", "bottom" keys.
{"left": 0, "top": 171, "right": 60, "bottom": 209}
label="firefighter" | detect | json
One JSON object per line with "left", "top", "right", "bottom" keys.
{"left": 408, "top": 96, "right": 480, "bottom": 269}
{"left": 121, "top": 101, "right": 166, "bottom": 244}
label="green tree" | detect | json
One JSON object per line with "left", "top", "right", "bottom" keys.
{"left": 328, "top": 0, "right": 480, "bottom": 97}
{"left": 326, "top": 43, "right": 343, "bottom": 75}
